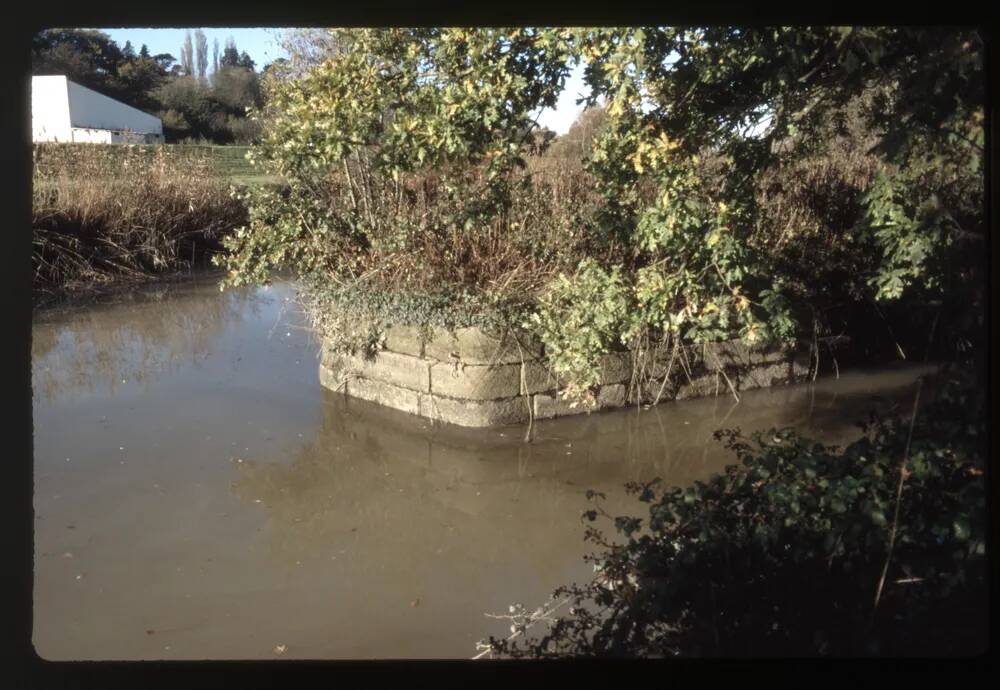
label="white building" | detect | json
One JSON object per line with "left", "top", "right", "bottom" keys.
{"left": 32, "top": 75, "right": 164, "bottom": 144}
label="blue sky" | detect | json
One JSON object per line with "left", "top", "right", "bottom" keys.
{"left": 538, "top": 62, "right": 589, "bottom": 135}
{"left": 99, "top": 28, "right": 287, "bottom": 71}
{"left": 97, "top": 27, "right": 589, "bottom": 134}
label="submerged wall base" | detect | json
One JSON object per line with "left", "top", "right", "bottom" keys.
{"left": 319, "top": 325, "right": 843, "bottom": 428}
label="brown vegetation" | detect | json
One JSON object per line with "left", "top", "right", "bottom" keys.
{"left": 32, "top": 143, "right": 248, "bottom": 302}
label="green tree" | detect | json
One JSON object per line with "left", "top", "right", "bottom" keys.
{"left": 153, "top": 52, "right": 176, "bottom": 71}
{"left": 538, "top": 26, "right": 984, "bottom": 385}
{"left": 212, "top": 64, "right": 261, "bottom": 112}
{"left": 32, "top": 29, "right": 125, "bottom": 92}
{"left": 546, "top": 105, "right": 607, "bottom": 160}
{"left": 220, "top": 37, "right": 240, "bottom": 68}
{"left": 195, "top": 29, "right": 209, "bottom": 82}
{"left": 32, "top": 29, "right": 169, "bottom": 114}
{"left": 219, "top": 28, "right": 575, "bottom": 289}
{"left": 237, "top": 51, "right": 255, "bottom": 72}
{"left": 115, "top": 54, "right": 170, "bottom": 111}
{"left": 180, "top": 30, "right": 194, "bottom": 77}
{"left": 220, "top": 26, "right": 983, "bottom": 393}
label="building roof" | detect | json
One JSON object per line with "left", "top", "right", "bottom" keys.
{"left": 32, "top": 75, "right": 162, "bottom": 135}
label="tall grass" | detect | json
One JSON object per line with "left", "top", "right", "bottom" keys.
{"left": 287, "top": 151, "right": 610, "bottom": 302}
{"left": 32, "top": 143, "right": 248, "bottom": 302}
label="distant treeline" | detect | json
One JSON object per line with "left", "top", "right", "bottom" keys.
{"left": 32, "top": 29, "right": 286, "bottom": 144}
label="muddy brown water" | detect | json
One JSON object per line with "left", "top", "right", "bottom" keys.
{"left": 31, "top": 276, "right": 935, "bottom": 660}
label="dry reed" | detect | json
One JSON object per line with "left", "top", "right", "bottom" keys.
{"left": 33, "top": 143, "right": 248, "bottom": 301}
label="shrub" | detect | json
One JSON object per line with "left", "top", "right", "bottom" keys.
{"left": 220, "top": 27, "right": 983, "bottom": 396}
{"left": 481, "top": 366, "right": 986, "bottom": 657}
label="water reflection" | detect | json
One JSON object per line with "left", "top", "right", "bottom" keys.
{"left": 231, "top": 365, "right": 929, "bottom": 575}
{"left": 32, "top": 277, "right": 262, "bottom": 403}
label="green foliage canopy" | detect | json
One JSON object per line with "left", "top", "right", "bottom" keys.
{"left": 220, "top": 26, "right": 984, "bottom": 391}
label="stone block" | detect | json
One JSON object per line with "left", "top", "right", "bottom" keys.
{"left": 344, "top": 350, "right": 431, "bottom": 393}
{"left": 383, "top": 324, "right": 426, "bottom": 357}
{"left": 319, "top": 360, "right": 349, "bottom": 392}
{"left": 676, "top": 372, "right": 724, "bottom": 400}
{"left": 347, "top": 376, "right": 424, "bottom": 416}
{"left": 630, "top": 376, "right": 667, "bottom": 404}
{"left": 597, "top": 383, "right": 627, "bottom": 409}
{"left": 321, "top": 323, "right": 839, "bottom": 426}
{"left": 420, "top": 394, "right": 530, "bottom": 427}
{"left": 740, "top": 361, "right": 792, "bottom": 389}
{"left": 532, "top": 391, "right": 600, "bottom": 420}
{"left": 706, "top": 339, "right": 788, "bottom": 367}
{"left": 631, "top": 348, "right": 673, "bottom": 380}
{"left": 599, "top": 352, "right": 632, "bottom": 385}
{"left": 792, "top": 354, "right": 813, "bottom": 379}
{"left": 424, "top": 325, "right": 544, "bottom": 365}
{"left": 430, "top": 361, "right": 522, "bottom": 400}
{"left": 521, "top": 361, "right": 566, "bottom": 395}
{"left": 521, "top": 353, "right": 627, "bottom": 394}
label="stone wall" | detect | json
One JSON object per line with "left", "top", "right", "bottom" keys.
{"left": 318, "top": 324, "right": 844, "bottom": 428}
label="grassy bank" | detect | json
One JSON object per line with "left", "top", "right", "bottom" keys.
{"left": 32, "top": 143, "right": 250, "bottom": 304}
{"left": 32, "top": 142, "right": 282, "bottom": 187}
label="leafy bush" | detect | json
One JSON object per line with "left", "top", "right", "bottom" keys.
{"left": 481, "top": 367, "right": 986, "bottom": 657}
{"left": 529, "top": 258, "right": 629, "bottom": 395}
{"left": 220, "top": 27, "right": 983, "bottom": 396}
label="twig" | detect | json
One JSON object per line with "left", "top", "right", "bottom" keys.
{"left": 651, "top": 335, "right": 680, "bottom": 406}
{"left": 513, "top": 332, "right": 535, "bottom": 442}
{"left": 472, "top": 572, "right": 611, "bottom": 660}
{"left": 871, "top": 379, "right": 922, "bottom": 618}
{"left": 708, "top": 345, "right": 740, "bottom": 403}
{"left": 812, "top": 320, "right": 820, "bottom": 382}
{"left": 826, "top": 337, "right": 841, "bottom": 379}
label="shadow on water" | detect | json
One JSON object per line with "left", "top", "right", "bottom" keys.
{"left": 226, "top": 364, "right": 933, "bottom": 656}
{"left": 31, "top": 275, "right": 265, "bottom": 404}
{"left": 233, "top": 365, "right": 931, "bottom": 543}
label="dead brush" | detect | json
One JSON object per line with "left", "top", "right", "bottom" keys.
{"left": 339, "top": 155, "right": 608, "bottom": 303}
{"left": 33, "top": 143, "right": 247, "bottom": 299}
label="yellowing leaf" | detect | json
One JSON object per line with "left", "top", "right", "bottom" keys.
{"left": 629, "top": 152, "right": 645, "bottom": 174}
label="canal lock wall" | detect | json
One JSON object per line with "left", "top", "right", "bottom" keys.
{"left": 318, "top": 325, "right": 845, "bottom": 428}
